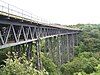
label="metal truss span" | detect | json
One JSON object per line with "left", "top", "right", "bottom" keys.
{"left": 0, "top": 15, "right": 80, "bottom": 49}
{"left": 0, "top": 24, "right": 79, "bottom": 49}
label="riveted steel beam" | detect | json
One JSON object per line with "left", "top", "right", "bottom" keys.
{"left": 0, "top": 18, "right": 80, "bottom": 50}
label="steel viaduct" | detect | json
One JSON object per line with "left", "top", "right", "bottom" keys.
{"left": 0, "top": 0, "right": 80, "bottom": 70}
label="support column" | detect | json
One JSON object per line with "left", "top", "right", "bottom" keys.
{"left": 44, "top": 38, "right": 49, "bottom": 56}
{"left": 49, "top": 37, "right": 55, "bottom": 62}
{"left": 71, "top": 34, "right": 75, "bottom": 58}
{"left": 26, "top": 42, "right": 32, "bottom": 60}
{"left": 44, "top": 37, "right": 53, "bottom": 60}
{"left": 75, "top": 33, "right": 79, "bottom": 46}
{"left": 35, "top": 39, "right": 41, "bottom": 70}
{"left": 54, "top": 36, "right": 58, "bottom": 64}
{"left": 67, "top": 34, "right": 70, "bottom": 61}
{"left": 47, "top": 36, "right": 58, "bottom": 65}
{"left": 60, "top": 35, "right": 69, "bottom": 63}
{"left": 47, "top": 38, "right": 51, "bottom": 58}
{"left": 68, "top": 34, "right": 75, "bottom": 60}
{"left": 35, "top": 27, "right": 42, "bottom": 70}
{"left": 22, "top": 44, "right": 26, "bottom": 54}
{"left": 15, "top": 45, "right": 21, "bottom": 58}
{"left": 10, "top": 46, "right": 14, "bottom": 60}
{"left": 61, "top": 35, "right": 64, "bottom": 64}
{"left": 57, "top": 35, "right": 61, "bottom": 66}
{"left": 60, "top": 35, "right": 62, "bottom": 64}
{"left": 69, "top": 34, "right": 73, "bottom": 60}
{"left": 62, "top": 35, "right": 68, "bottom": 63}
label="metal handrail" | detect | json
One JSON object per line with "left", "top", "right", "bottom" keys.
{"left": 0, "top": 0, "right": 51, "bottom": 24}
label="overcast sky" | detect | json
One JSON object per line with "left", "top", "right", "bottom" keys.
{"left": 1, "top": 0, "right": 100, "bottom": 25}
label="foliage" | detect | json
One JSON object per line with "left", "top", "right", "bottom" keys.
{"left": 0, "top": 55, "right": 48, "bottom": 75}
{"left": 0, "top": 48, "right": 11, "bottom": 65}
{"left": 62, "top": 24, "right": 100, "bottom": 75}
{"left": 76, "top": 24, "right": 100, "bottom": 52}
{"left": 41, "top": 53, "right": 58, "bottom": 75}
{"left": 60, "top": 52, "right": 100, "bottom": 75}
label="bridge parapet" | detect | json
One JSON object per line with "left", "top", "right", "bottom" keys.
{"left": 0, "top": 0, "right": 52, "bottom": 24}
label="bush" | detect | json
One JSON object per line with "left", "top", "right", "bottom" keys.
{"left": 41, "top": 53, "right": 58, "bottom": 75}
{"left": 60, "top": 58, "right": 84, "bottom": 75}
{"left": 82, "top": 62, "right": 95, "bottom": 74}
{"left": 0, "top": 57, "right": 48, "bottom": 75}
{"left": 60, "top": 52, "right": 99, "bottom": 75}
{"left": 78, "top": 52, "right": 93, "bottom": 58}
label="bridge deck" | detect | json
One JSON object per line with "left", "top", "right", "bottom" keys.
{"left": 0, "top": 11, "right": 80, "bottom": 31}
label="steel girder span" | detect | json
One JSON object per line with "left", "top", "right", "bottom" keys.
{"left": 0, "top": 14, "right": 80, "bottom": 49}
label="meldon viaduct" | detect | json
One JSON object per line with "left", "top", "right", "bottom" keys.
{"left": 0, "top": 0, "right": 80, "bottom": 69}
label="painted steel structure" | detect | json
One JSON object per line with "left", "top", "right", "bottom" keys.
{"left": 0, "top": 0, "right": 80, "bottom": 70}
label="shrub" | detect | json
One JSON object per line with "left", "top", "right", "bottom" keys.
{"left": 60, "top": 52, "right": 99, "bottom": 75}
{"left": 41, "top": 53, "right": 58, "bottom": 75}
{"left": 0, "top": 57, "right": 48, "bottom": 75}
